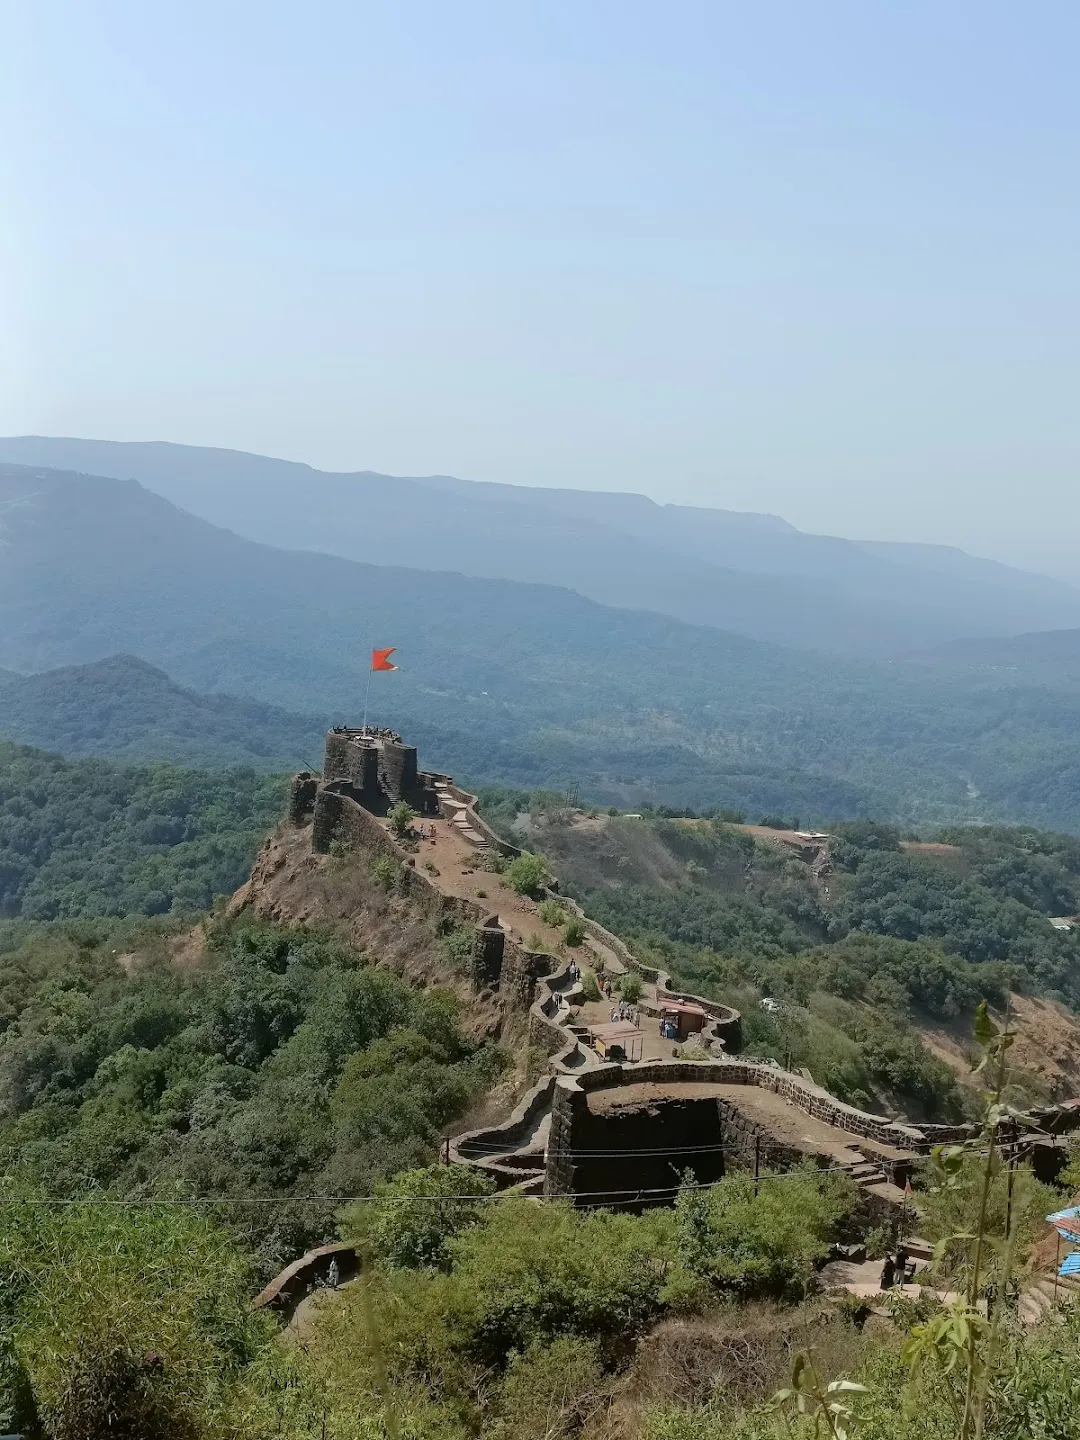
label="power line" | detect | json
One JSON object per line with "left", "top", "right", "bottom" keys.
{"left": 455, "top": 1139, "right": 736, "bottom": 1157}
{"left": 0, "top": 1161, "right": 907, "bottom": 1210}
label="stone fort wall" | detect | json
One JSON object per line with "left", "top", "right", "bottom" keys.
{"left": 542, "top": 1059, "right": 986, "bottom": 1204}
{"left": 285, "top": 735, "right": 1017, "bottom": 1206}
{"left": 290, "top": 732, "right": 739, "bottom": 1045}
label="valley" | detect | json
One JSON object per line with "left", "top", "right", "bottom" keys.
{"left": 6, "top": 437, "right": 1080, "bottom": 657}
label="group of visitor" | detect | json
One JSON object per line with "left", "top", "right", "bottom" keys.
{"left": 880, "top": 1244, "right": 915, "bottom": 1290}
{"left": 610, "top": 1000, "right": 639, "bottom": 1026}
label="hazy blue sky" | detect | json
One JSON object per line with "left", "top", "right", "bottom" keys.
{"left": 3, "top": 2, "right": 1078, "bottom": 572}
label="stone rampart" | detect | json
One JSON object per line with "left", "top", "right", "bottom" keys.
{"left": 287, "top": 772, "right": 319, "bottom": 825}
{"left": 253, "top": 1242, "right": 358, "bottom": 1316}
{"left": 437, "top": 781, "right": 521, "bottom": 857}
{"left": 471, "top": 916, "right": 505, "bottom": 991}
{"left": 630, "top": 960, "right": 743, "bottom": 1052}
{"left": 377, "top": 739, "right": 419, "bottom": 802}
{"left": 448, "top": 1075, "right": 556, "bottom": 1187}
{"left": 714, "top": 1097, "right": 808, "bottom": 1175}
{"left": 502, "top": 934, "right": 552, "bottom": 1009}
{"left": 312, "top": 782, "right": 472, "bottom": 930}
{"left": 549, "top": 904, "right": 743, "bottom": 1053}
{"left": 542, "top": 1060, "right": 974, "bottom": 1206}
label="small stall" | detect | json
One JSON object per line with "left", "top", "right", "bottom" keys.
{"left": 658, "top": 1001, "right": 708, "bottom": 1043}
{"left": 588, "top": 1020, "right": 645, "bottom": 1063}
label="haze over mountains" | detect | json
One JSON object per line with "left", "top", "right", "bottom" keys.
{"left": 3, "top": 459, "right": 1080, "bottom": 830}
{"left": 3, "top": 436, "right": 1079, "bottom": 657}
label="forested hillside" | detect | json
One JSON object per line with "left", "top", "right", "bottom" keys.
{"left": 3, "top": 819, "right": 1079, "bottom": 1437}
{"left": 3, "top": 741, "right": 1080, "bottom": 1433}
{"left": 0, "top": 742, "right": 283, "bottom": 919}
{"left": 5, "top": 466, "right": 1080, "bottom": 829}
{"left": 0, "top": 916, "right": 499, "bottom": 1276}
{"left": 0, "top": 656, "right": 324, "bottom": 770}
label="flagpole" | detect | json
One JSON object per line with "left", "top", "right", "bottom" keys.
{"left": 362, "top": 661, "right": 372, "bottom": 731}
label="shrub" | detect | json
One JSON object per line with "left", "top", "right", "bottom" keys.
{"left": 372, "top": 854, "right": 398, "bottom": 890}
{"left": 388, "top": 801, "right": 416, "bottom": 839}
{"left": 1, "top": 1193, "right": 269, "bottom": 1440}
{"left": 671, "top": 1166, "right": 854, "bottom": 1301}
{"left": 441, "top": 926, "right": 474, "bottom": 974}
{"left": 538, "top": 899, "right": 567, "bottom": 927}
{"left": 618, "top": 970, "right": 643, "bottom": 1003}
{"left": 579, "top": 970, "right": 601, "bottom": 1003}
{"left": 918, "top": 1150, "right": 1058, "bottom": 1275}
{"left": 564, "top": 918, "right": 585, "bottom": 947}
{"left": 491, "top": 1336, "right": 608, "bottom": 1439}
{"left": 526, "top": 932, "right": 546, "bottom": 952}
{"left": 507, "top": 852, "right": 549, "bottom": 897}
{"left": 443, "top": 1199, "right": 670, "bottom": 1363}
{"left": 349, "top": 1163, "right": 496, "bottom": 1271}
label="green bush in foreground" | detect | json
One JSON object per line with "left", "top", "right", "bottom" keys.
{"left": 671, "top": 1165, "right": 854, "bottom": 1303}
{"left": 0, "top": 1191, "right": 270, "bottom": 1440}
{"left": 0, "top": 918, "right": 500, "bottom": 1275}
{"left": 343, "top": 1163, "right": 495, "bottom": 1271}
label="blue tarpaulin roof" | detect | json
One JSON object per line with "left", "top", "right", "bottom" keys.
{"left": 1046, "top": 1206, "right": 1080, "bottom": 1241}
{"left": 1059, "top": 1252, "right": 1080, "bottom": 1278}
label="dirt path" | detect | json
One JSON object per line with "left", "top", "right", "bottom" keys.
{"left": 396, "top": 813, "right": 621, "bottom": 977}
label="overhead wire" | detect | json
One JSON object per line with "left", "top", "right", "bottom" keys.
{"left": 0, "top": 1157, "right": 922, "bottom": 1209}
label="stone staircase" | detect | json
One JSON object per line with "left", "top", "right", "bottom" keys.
{"left": 1019, "top": 1270, "right": 1080, "bottom": 1327}
{"left": 842, "top": 1156, "right": 888, "bottom": 1186}
{"left": 837, "top": 1152, "right": 914, "bottom": 1210}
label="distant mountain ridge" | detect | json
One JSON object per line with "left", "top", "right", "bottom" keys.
{"left": 3, "top": 462, "right": 1080, "bottom": 830}
{"left": 906, "top": 628, "right": 1080, "bottom": 675}
{"left": 2, "top": 436, "right": 1078, "bottom": 656}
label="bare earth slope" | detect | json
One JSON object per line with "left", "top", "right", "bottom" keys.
{"left": 228, "top": 823, "right": 506, "bottom": 1041}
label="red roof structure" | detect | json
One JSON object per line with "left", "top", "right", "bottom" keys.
{"left": 658, "top": 1001, "right": 708, "bottom": 1040}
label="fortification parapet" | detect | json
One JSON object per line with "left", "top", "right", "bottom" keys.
{"left": 287, "top": 772, "right": 319, "bottom": 825}
{"left": 320, "top": 727, "right": 439, "bottom": 816}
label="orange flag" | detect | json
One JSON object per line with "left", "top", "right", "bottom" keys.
{"left": 371, "top": 647, "right": 398, "bottom": 672}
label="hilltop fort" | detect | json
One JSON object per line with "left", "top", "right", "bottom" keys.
{"left": 247, "top": 727, "right": 1080, "bottom": 1217}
